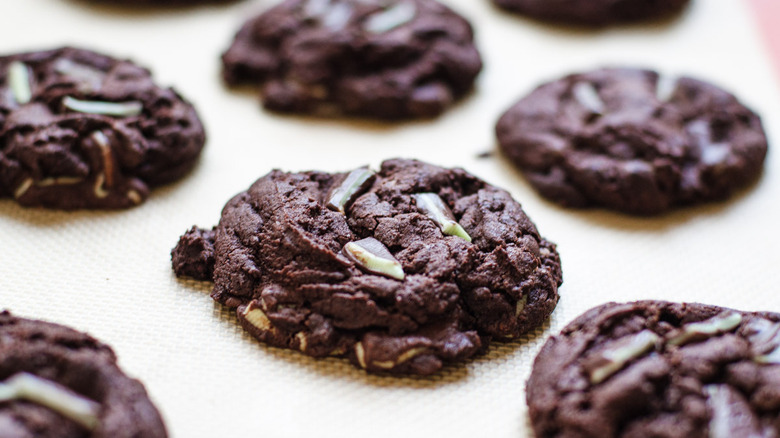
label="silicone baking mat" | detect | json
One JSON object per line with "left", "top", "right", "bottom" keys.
{"left": 1, "top": 1, "right": 779, "bottom": 437}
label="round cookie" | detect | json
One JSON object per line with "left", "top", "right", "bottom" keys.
{"left": 221, "top": 0, "right": 483, "bottom": 120}
{"left": 172, "top": 159, "right": 562, "bottom": 375}
{"left": 492, "top": 0, "right": 690, "bottom": 27}
{"left": 496, "top": 68, "right": 767, "bottom": 215}
{"left": 0, "top": 47, "right": 205, "bottom": 210}
{"left": 75, "top": 0, "right": 238, "bottom": 5}
{"left": 527, "top": 301, "right": 780, "bottom": 437}
{"left": 0, "top": 311, "right": 168, "bottom": 437}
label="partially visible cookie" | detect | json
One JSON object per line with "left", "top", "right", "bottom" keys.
{"left": 0, "top": 311, "right": 168, "bottom": 438}
{"left": 0, "top": 47, "right": 205, "bottom": 209}
{"left": 73, "top": 0, "right": 238, "bottom": 5}
{"left": 496, "top": 68, "right": 767, "bottom": 215}
{"left": 172, "top": 159, "right": 562, "bottom": 375}
{"left": 492, "top": 0, "right": 690, "bottom": 27}
{"left": 527, "top": 301, "right": 780, "bottom": 438}
{"left": 222, "top": 0, "right": 482, "bottom": 119}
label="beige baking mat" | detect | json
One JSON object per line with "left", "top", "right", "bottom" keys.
{"left": 1, "top": 1, "right": 779, "bottom": 437}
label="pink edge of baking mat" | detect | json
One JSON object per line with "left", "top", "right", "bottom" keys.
{"left": 747, "top": 0, "right": 780, "bottom": 82}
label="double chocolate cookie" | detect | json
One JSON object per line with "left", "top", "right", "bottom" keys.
{"left": 492, "top": 0, "right": 690, "bottom": 27}
{"left": 222, "top": 0, "right": 483, "bottom": 119}
{"left": 496, "top": 68, "right": 767, "bottom": 215}
{"left": 78, "top": 0, "right": 237, "bottom": 5}
{"left": 172, "top": 159, "right": 562, "bottom": 375}
{"left": 0, "top": 47, "right": 205, "bottom": 209}
{"left": 528, "top": 301, "right": 780, "bottom": 437}
{"left": 0, "top": 311, "right": 167, "bottom": 437}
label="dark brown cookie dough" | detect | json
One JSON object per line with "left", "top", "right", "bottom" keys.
{"left": 171, "top": 226, "right": 216, "bottom": 280}
{"left": 0, "top": 47, "right": 205, "bottom": 210}
{"left": 221, "top": 0, "right": 483, "bottom": 120}
{"left": 496, "top": 68, "right": 767, "bottom": 215}
{"left": 172, "top": 159, "right": 562, "bottom": 375}
{"left": 527, "top": 301, "right": 780, "bottom": 438}
{"left": 71, "top": 0, "right": 239, "bottom": 6}
{"left": 0, "top": 311, "right": 167, "bottom": 438}
{"left": 492, "top": 0, "right": 690, "bottom": 27}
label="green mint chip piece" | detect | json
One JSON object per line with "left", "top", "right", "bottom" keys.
{"left": 755, "top": 346, "right": 780, "bottom": 365}
{"left": 655, "top": 74, "right": 678, "bottom": 102}
{"left": 589, "top": 330, "right": 660, "bottom": 384}
{"left": 572, "top": 82, "right": 604, "bottom": 114}
{"left": 62, "top": 96, "right": 142, "bottom": 117}
{"left": 343, "top": 237, "right": 404, "bottom": 280}
{"left": 668, "top": 312, "right": 742, "bottom": 346}
{"left": 54, "top": 58, "right": 106, "bottom": 92}
{"left": 364, "top": 1, "right": 416, "bottom": 34}
{"left": 326, "top": 168, "right": 376, "bottom": 213}
{"left": 322, "top": 2, "right": 353, "bottom": 30}
{"left": 745, "top": 317, "right": 780, "bottom": 365}
{"left": 0, "top": 373, "right": 100, "bottom": 430}
{"left": 304, "top": 0, "right": 331, "bottom": 17}
{"left": 705, "top": 384, "right": 763, "bottom": 438}
{"left": 413, "top": 192, "right": 471, "bottom": 242}
{"left": 8, "top": 61, "right": 32, "bottom": 104}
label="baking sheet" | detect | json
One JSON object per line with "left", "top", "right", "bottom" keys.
{"left": 1, "top": 1, "right": 779, "bottom": 437}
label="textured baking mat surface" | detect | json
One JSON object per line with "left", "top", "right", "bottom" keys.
{"left": 1, "top": 1, "right": 779, "bottom": 437}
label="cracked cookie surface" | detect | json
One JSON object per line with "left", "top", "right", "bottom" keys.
{"left": 492, "top": 0, "right": 690, "bottom": 27}
{"left": 0, "top": 311, "right": 167, "bottom": 438}
{"left": 0, "top": 47, "right": 205, "bottom": 209}
{"left": 496, "top": 68, "right": 767, "bottom": 215}
{"left": 172, "top": 159, "right": 562, "bottom": 375}
{"left": 221, "top": 0, "right": 482, "bottom": 120}
{"left": 70, "top": 0, "right": 239, "bottom": 6}
{"left": 527, "top": 301, "right": 780, "bottom": 438}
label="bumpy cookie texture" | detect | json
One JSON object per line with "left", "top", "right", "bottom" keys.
{"left": 0, "top": 311, "right": 167, "bottom": 437}
{"left": 79, "top": 0, "right": 238, "bottom": 5}
{"left": 527, "top": 301, "right": 780, "bottom": 438}
{"left": 222, "top": 0, "right": 482, "bottom": 119}
{"left": 173, "top": 159, "right": 562, "bottom": 375}
{"left": 492, "top": 0, "right": 690, "bottom": 27}
{"left": 496, "top": 68, "right": 767, "bottom": 215}
{"left": 0, "top": 47, "right": 205, "bottom": 209}
{"left": 171, "top": 226, "right": 217, "bottom": 280}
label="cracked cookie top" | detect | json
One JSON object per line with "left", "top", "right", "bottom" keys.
{"left": 528, "top": 301, "right": 780, "bottom": 438}
{"left": 172, "top": 159, "right": 562, "bottom": 375}
{"left": 492, "top": 0, "right": 690, "bottom": 27}
{"left": 0, "top": 47, "right": 205, "bottom": 209}
{"left": 221, "top": 0, "right": 482, "bottom": 119}
{"left": 496, "top": 68, "right": 767, "bottom": 215}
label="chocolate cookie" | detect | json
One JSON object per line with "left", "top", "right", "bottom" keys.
{"left": 0, "top": 47, "right": 205, "bottom": 209}
{"left": 496, "top": 68, "right": 767, "bottom": 215}
{"left": 492, "top": 0, "right": 690, "bottom": 27}
{"left": 77, "top": 0, "right": 238, "bottom": 5}
{"left": 221, "top": 0, "right": 482, "bottom": 119}
{"left": 527, "top": 301, "right": 780, "bottom": 438}
{"left": 0, "top": 311, "right": 167, "bottom": 437}
{"left": 172, "top": 159, "right": 562, "bottom": 375}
